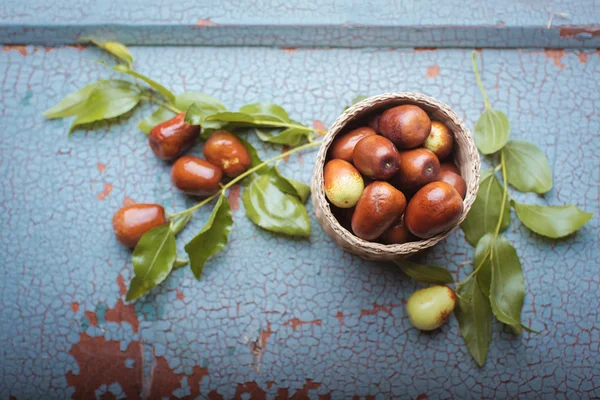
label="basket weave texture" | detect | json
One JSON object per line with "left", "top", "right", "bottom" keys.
{"left": 312, "top": 92, "right": 481, "bottom": 261}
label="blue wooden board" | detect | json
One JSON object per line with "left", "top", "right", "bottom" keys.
{"left": 1, "top": 0, "right": 600, "bottom": 47}
{"left": 0, "top": 45, "right": 599, "bottom": 398}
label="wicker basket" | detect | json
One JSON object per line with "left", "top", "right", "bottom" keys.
{"left": 312, "top": 92, "right": 480, "bottom": 261}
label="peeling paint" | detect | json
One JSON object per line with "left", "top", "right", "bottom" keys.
{"left": 3, "top": 45, "right": 27, "bottom": 56}
{"left": 544, "top": 49, "right": 566, "bottom": 69}
{"left": 117, "top": 275, "right": 127, "bottom": 296}
{"left": 283, "top": 318, "right": 322, "bottom": 331}
{"left": 197, "top": 18, "right": 217, "bottom": 27}
{"left": 313, "top": 120, "right": 327, "bottom": 136}
{"left": 227, "top": 184, "right": 241, "bottom": 211}
{"left": 559, "top": 25, "right": 600, "bottom": 38}
{"left": 123, "top": 196, "right": 136, "bottom": 206}
{"left": 281, "top": 48, "right": 298, "bottom": 54}
{"left": 426, "top": 65, "right": 440, "bottom": 78}
{"left": 97, "top": 183, "right": 113, "bottom": 200}
{"left": 97, "top": 162, "right": 106, "bottom": 173}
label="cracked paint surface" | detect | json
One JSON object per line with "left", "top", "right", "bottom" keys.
{"left": 0, "top": 46, "right": 598, "bottom": 398}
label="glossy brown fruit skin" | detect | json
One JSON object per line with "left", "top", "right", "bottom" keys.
{"left": 424, "top": 121, "right": 454, "bottom": 160}
{"left": 405, "top": 181, "right": 463, "bottom": 239}
{"left": 436, "top": 170, "right": 467, "bottom": 199}
{"left": 353, "top": 135, "right": 401, "bottom": 180}
{"left": 393, "top": 148, "right": 440, "bottom": 192}
{"left": 329, "top": 127, "right": 376, "bottom": 162}
{"left": 203, "top": 130, "right": 251, "bottom": 178}
{"left": 379, "top": 105, "right": 432, "bottom": 149}
{"left": 439, "top": 162, "right": 461, "bottom": 176}
{"left": 380, "top": 218, "right": 416, "bottom": 244}
{"left": 351, "top": 182, "right": 407, "bottom": 241}
{"left": 112, "top": 204, "right": 167, "bottom": 248}
{"left": 149, "top": 113, "right": 199, "bottom": 160}
{"left": 171, "top": 156, "right": 223, "bottom": 196}
{"left": 368, "top": 114, "right": 381, "bottom": 132}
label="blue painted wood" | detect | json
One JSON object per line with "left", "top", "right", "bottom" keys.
{"left": 0, "top": 45, "right": 598, "bottom": 398}
{"left": 1, "top": 0, "right": 599, "bottom": 47}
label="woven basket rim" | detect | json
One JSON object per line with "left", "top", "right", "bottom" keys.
{"left": 311, "top": 92, "right": 481, "bottom": 259}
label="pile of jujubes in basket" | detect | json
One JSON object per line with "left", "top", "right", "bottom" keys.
{"left": 113, "top": 114, "right": 251, "bottom": 248}
{"left": 324, "top": 104, "right": 466, "bottom": 243}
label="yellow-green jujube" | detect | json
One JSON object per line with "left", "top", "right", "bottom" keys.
{"left": 323, "top": 159, "right": 364, "bottom": 208}
{"left": 406, "top": 285, "right": 457, "bottom": 331}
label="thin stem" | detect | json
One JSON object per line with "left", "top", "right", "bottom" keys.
{"left": 169, "top": 141, "right": 322, "bottom": 218}
{"left": 455, "top": 247, "right": 492, "bottom": 289}
{"left": 493, "top": 164, "right": 502, "bottom": 173}
{"left": 472, "top": 51, "right": 491, "bottom": 109}
{"left": 141, "top": 95, "right": 182, "bottom": 114}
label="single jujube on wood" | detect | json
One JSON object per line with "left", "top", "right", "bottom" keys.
{"left": 203, "top": 130, "right": 251, "bottom": 178}
{"left": 171, "top": 156, "right": 223, "bottom": 196}
{"left": 148, "top": 113, "right": 199, "bottom": 160}
{"left": 112, "top": 204, "right": 167, "bottom": 248}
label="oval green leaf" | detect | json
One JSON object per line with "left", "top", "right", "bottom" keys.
{"left": 205, "top": 111, "right": 256, "bottom": 123}
{"left": 239, "top": 103, "right": 290, "bottom": 122}
{"left": 473, "top": 233, "right": 493, "bottom": 297}
{"left": 272, "top": 164, "right": 311, "bottom": 203}
{"left": 43, "top": 81, "right": 99, "bottom": 119}
{"left": 242, "top": 168, "right": 311, "bottom": 237}
{"left": 503, "top": 141, "right": 552, "bottom": 194}
{"left": 114, "top": 65, "right": 175, "bottom": 103}
{"left": 236, "top": 136, "right": 268, "bottom": 175}
{"left": 126, "top": 224, "right": 176, "bottom": 301}
{"left": 170, "top": 211, "right": 193, "bottom": 235}
{"left": 489, "top": 236, "right": 524, "bottom": 334}
{"left": 138, "top": 107, "right": 176, "bottom": 134}
{"left": 255, "top": 127, "right": 312, "bottom": 146}
{"left": 461, "top": 170, "right": 510, "bottom": 246}
{"left": 513, "top": 202, "right": 593, "bottom": 238}
{"left": 455, "top": 278, "right": 492, "bottom": 366}
{"left": 174, "top": 93, "right": 227, "bottom": 113}
{"left": 393, "top": 259, "right": 454, "bottom": 284}
{"left": 184, "top": 194, "right": 233, "bottom": 280}
{"left": 474, "top": 109, "right": 510, "bottom": 154}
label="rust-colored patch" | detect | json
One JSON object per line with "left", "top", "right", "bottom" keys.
{"left": 97, "top": 162, "right": 106, "bottom": 173}
{"left": 281, "top": 145, "right": 291, "bottom": 162}
{"left": 233, "top": 381, "right": 266, "bottom": 400}
{"left": 289, "top": 380, "right": 321, "bottom": 399}
{"left": 44, "top": 47, "right": 54, "bottom": 53}
{"left": 266, "top": 381, "right": 276, "bottom": 389}
{"left": 275, "top": 388, "right": 289, "bottom": 399}
{"left": 117, "top": 274, "right": 127, "bottom": 296}
{"left": 544, "top": 49, "right": 566, "bottom": 69}
{"left": 359, "top": 302, "right": 402, "bottom": 318}
{"left": 208, "top": 391, "right": 225, "bottom": 400}
{"left": 577, "top": 51, "right": 588, "bottom": 63}
{"left": 176, "top": 289, "right": 185, "bottom": 300}
{"left": 281, "top": 47, "right": 298, "bottom": 54}
{"left": 99, "top": 393, "right": 117, "bottom": 400}
{"left": 312, "top": 120, "right": 327, "bottom": 136}
{"left": 559, "top": 25, "right": 600, "bottom": 38}
{"left": 335, "top": 311, "right": 345, "bottom": 325}
{"left": 97, "top": 183, "right": 113, "bottom": 200}
{"left": 104, "top": 299, "right": 139, "bottom": 333}
{"left": 319, "top": 395, "right": 332, "bottom": 400}
{"left": 71, "top": 302, "right": 80, "bottom": 313}
{"left": 84, "top": 311, "right": 98, "bottom": 327}
{"left": 227, "top": 184, "right": 241, "bottom": 211}
{"left": 426, "top": 65, "right": 440, "bottom": 78}
{"left": 414, "top": 47, "right": 437, "bottom": 52}
{"left": 197, "top": 18, "right": 217, "bottom": 27}
{"left": 3, "top": 45, "right": 27, "bottom": 56}
{"left": 260, "top": 321, "right": 272, "bottom": 349}
{"left": 67, "top": 44, "right": 89, "bottom": 51}
{"left": 123, "top": 196, "right": 136, "bottom": 207}
{"left": 283, "top": 318, "right": 322, "bottom": 332}
{"left": 66, "top": 334, "right": 143, "bottom": 399}
{"left": 416, "top": 394, "right": 429, "bottom": 400}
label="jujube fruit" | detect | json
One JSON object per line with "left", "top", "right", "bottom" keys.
{"left": 380, "top": 218, "right": 416, "bottom": 244}
{"left": 406, "top": 285, "right": 456, "bottom": 331}
{"left": 324, "top": 159, "right": 364, "bottom": 208}
{"left": 439, "top": 162, "right": 461, "bottom": 175}
{"left": 405, "top": 181, "right": 463, "bottom": 239}
{"left": 423, "top": 121, "right": 453, "bottom": 160}
{"left": 148, "top": 113, "right": 199, "bottom": 160}
{"left": 352, "top": 135, "right": 401, "bottom": 180}
{"left": 351, "top": 181, "right": 406, "bottom": 241}
{"left": 113, "top": 204, "right": 167, "bottom": 248}
{"left": 368, "top": 114, "right": 381, "bottom": 132}
{"left": 171, "top": 156, "right": 223, "bottom": 196}
{"left": 203, "top": 130, "right": 251, "bottom": 178}
{"left": 393, "top": 148, "right": 440, "bottom": 192}
{"left": 329, "top": 127, "right": 376, "bottom": 162}
{"left": 378, "top": 104, "right": 431, "bottom": 149}
{"left": 436, "top": 170, "right": 467, "bottom": 199}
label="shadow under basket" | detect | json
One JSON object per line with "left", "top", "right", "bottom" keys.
{"left": 312, "top": 92, "right": 481, "bottom": 261}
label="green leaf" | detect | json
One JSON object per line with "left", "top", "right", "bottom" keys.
{"left": 502, "top": 141, "right": 553, "bottom": 194}
{"left": 236, "top": 136, "right": 267, "bottom": 174}
{"left": 43, "top": 81, "right": 99, "bottom": 119}
{"left": 489, "top": 236, "right": 524, "bottom": 334}
{"left": 206, "top": 111, "right": 257, "bottom": 124}
{"left": 174, "top": 93, "right": 227, "bottom": 113}
{"left": 513, "top": 203, "right": 593, "bottom": 239}
{"left": 242, "top": 167, "right": 311, "bottom": 237}
{"left": 69, "top": 80, "right": 141, "bottom": 133}
{"left": 184, "top": 103, "right": 227, "bottom": 133}
{"left": 173, "top": 257, "right": 189, "bottom": 269}
{"left": 393, "top": 259, "right": 454, "bottom": 284}
{"left": 272, "top": 164, "right": 311, "bottom": 203}
{"left": 461, "top": 170, "right": 510, "bottom": 246}
{"left": 474, "top": 109, "right": 510, "bottom": 155}
{"left": 473, "top": 233, "right": 493, "bottom": 297}
{"left": 255, "top": 127, "right": 312, "bottom": 146}
{"left": 455, "top": 278, "right": 492, "bottom": 366}
{"left": 126, "top": 224, "right": 176, "bottom": 301}
{"left": 170, "top": 212, "right": 193, "bottom": 235}
{"left": 114, "top": 65, "right": 175, "bottom": 103}
{"left": 138, "top": 107, "right": 176, "bottom": 134}
{"left": 184, "top": 194, "right": 233, "bottom": 280}
{"left": 239, "top": 102, "right": 290, "bottom": 122}
{"left": 94, "top": 40, "right": 134, "bottom": 66}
